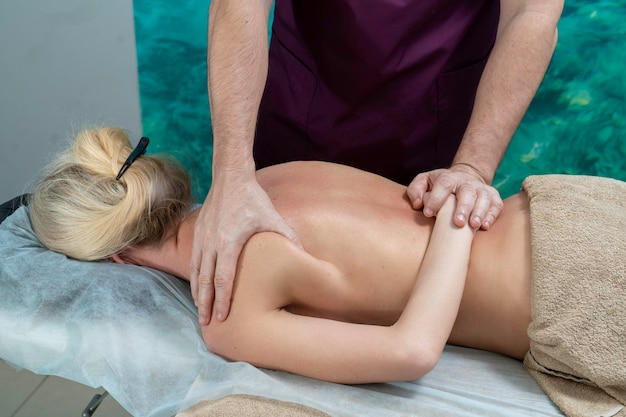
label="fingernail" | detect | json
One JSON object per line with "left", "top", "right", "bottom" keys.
{"left": 216, "top": 312, "right": 224, "bottom": 321}
{"left": 457, "top": 214, "right": 466, "bottom": 223}
{"left": 424, "top": 208, "right": 433, "bottom": 217}
{"left": 472, "top": 216, "right": 481, "bottom": 225}
{"left": 199, "top": 314, "right": 207, "bottom": 324}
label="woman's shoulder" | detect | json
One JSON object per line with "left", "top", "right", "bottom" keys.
{"left": 233, "top": 232, "right": 344, "bottom": 310}
{"left": 201, "top": 231, "right": 344, "bottom": 350}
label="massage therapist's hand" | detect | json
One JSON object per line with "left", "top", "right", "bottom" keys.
{"left": 407, "top": 164, "right": 503, "bottom": 230}
{"left": 191, "top": 175, "right": 302, "bottom": 325}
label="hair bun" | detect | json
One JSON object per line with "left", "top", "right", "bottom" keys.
{"left": 29, "top": 127, "right": 193, "bottom": 261}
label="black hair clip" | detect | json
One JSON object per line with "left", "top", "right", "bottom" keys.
{"left": 116, "top": 137, "right": 150, "bottom": 180}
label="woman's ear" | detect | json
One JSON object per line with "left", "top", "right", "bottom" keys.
{"left": 111, "top": 251, "right": 135, "bottom": 265}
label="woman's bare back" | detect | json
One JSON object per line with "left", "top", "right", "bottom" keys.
{"left": 257, "top": 161, "right": 532, "bottom": 359}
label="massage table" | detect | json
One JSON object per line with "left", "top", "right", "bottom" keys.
{"left": 0, "top": 196, "right": 564, "bottom": 417}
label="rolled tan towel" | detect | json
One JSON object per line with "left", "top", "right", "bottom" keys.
{"left": 522, "top": 175, "right": 626, "bottom": 417}
{"left": 176, "top": 394, "right": 332, "bottom": 417}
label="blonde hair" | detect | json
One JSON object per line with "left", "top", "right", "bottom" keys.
{"left": 29, "top": 127, "right": 193, "bottom": 261}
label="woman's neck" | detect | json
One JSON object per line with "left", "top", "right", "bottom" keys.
{"left": 123, "top": 210, "right": 199, "bottom": 281}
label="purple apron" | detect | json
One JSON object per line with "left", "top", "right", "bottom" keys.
{"left": 254, "top": 0, "right": 500, "bottom": 185}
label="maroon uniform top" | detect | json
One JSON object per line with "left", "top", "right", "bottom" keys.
{"left": 254, "top": 0, "right": 499, "bottom": 185}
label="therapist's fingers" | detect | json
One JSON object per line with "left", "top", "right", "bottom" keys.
{"left": 191, "top": 201, "right": 245, "bottom": 325}
{"left": 452, "top": 183, "right": 477, "bottom": 227}
{"left": 421, "top": 171, "right": 457, "bottom": 218}
{"left": 406, "top": 169, "right": 446, "bottom": 211}
{"left": 210, "top": 239, "right": 244, "bottom": 322}
{"left": 408, "top": 169, "right": 462, "bottom": 217}
{"left": 453, "top": 182, "right": 503, "bottom": 229}
{"left": 408, "top": 168, "right": 504, "bottom": 230}
{"left": 190, "top": 209, "right": 217, "bottom": 325}
{"left": 407, "top": 172, "right": 432, "bottom": 210}
{"left": 476, "top": 188, "right": 503, "bottom": 230}
{"left": 195, "top": 263, "right": 217, "bottom": 325}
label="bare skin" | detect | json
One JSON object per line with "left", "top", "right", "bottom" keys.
{"left": 123, "top": 161, "right": 532, "bottom": 383}
{"left": 194, "top": 0, "right": 563, "bottom": 326}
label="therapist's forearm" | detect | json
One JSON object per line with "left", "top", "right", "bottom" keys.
{"left": 207, "top": 0, "right": 272, "bottom": 181}
{"left": 453, "top": 1, "right": 562, "bottom": 184}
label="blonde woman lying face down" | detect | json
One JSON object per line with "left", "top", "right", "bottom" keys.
{"left": 30, "top": 127, "right": 534, "bottom": 384}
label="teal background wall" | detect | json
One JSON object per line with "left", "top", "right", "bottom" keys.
{"left": 134, "top": 0, "right": 626, "bottom": 200}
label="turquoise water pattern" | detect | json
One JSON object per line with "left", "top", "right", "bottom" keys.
{"left": 134, "top": 0, "right": 626, "bottom": 200}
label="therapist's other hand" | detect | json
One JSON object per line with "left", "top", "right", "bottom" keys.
{"left": 407, "top": 164, "right": 503, "bottom": 230}
{"left": 191, "top": 176, "right": 302, "bottom": 325}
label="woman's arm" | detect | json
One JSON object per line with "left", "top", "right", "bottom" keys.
{"left": 202, "top": 198, "right": 475, "bottom": 384}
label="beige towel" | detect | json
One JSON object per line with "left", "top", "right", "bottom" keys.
{"left": 522, "top": 175, "right": 626, "bottom": 417}
{"left": 176, "top": 395, "right": 332, "bottom": 417}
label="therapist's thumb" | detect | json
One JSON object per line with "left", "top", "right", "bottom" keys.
{"left": 407, "top": 173, "right": 430, "bottom": 210}
{"left": 277, "top": 221, "right": 303, "bottom": 250}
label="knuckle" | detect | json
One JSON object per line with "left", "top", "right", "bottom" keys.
{"left": 476, "top": 185, "right": 490, "bottom": 196}
{"left": 189, "top": 263, "right": 200, "bottom": 276}
{"left": 458, "top": 183, "right": 477, "bottom": 198}
{"left": 215, "top": 233, "right": 230, "bottom": 252}
{"left": 474, "top": 192, "right": 491, "bottom": 208}
{"left": 488, "top": 208, "right": 502, "bottom": 219}
{"left": 213, "top": 273, "right": 230, "bottom": 289}
{"left": 414, "top": 173, "right": 430, "bottom": 187}
{"left": 197, "top": 273, "right": 214, "bottom": 286}
{"left": 491, "top": 198, "right": 504, "bottom": 212}
{"left": 437, "top": 174, "right": 455, "bottom": 191}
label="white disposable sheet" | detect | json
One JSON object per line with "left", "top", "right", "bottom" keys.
{"left": 0, "top": 207, "right": 563, "bottom": 417}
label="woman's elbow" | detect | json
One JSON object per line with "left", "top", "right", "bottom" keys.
{"left": 392, "top": 340, "right": 442, "bottom": 381}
